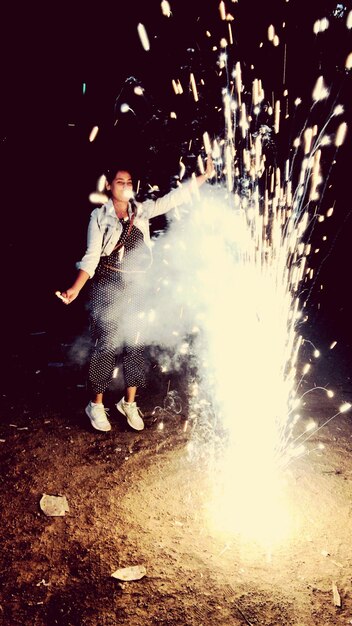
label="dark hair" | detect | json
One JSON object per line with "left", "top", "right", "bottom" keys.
{"left": 104, "top": 164, "right": 135, "bottom": 185}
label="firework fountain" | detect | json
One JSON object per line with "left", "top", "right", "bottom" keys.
{"left": 142, "top": 5, "right": 352, "bottom": 549}
{"left": 89, "top": 2, "right": 352, "bottom": 551}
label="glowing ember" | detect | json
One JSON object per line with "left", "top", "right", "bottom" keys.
{"left": 189, "top": 73, "right": 199, "bottom": 102}
{"left": 347, "top": 10, "right": 352, "bottom": 28}
{"left": 88, "top": 125, "right": 99, "bottom": 142}
{"left": 137, "top": 23, "right": 150, "bottom": 51}
{"left": 161, "top": 0, "right": 171, "bottom": 17}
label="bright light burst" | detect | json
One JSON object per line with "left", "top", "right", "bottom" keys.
{"left": 166, "top": 15, "right": 350, "bottom": 547}
{"left": 189, "top": 69, "right": 345, "bottom": 446}
{"left": 207, "top": 450, "right": 294, "bottom": 551}
{"left": 91, "top": 4, "right": 351, "bottom": 551}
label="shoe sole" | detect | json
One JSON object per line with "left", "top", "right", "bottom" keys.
{"left": 85, "top": 407, "right": 111, "bottom": 432}
{"left": 116, "top": 399, "right": 144, "bottom": 431}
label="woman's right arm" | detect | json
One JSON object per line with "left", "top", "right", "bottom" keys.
{"left": 56, "top": 208, "right": 103, "bottom": 304}
{"left": 58, "top": 269, "right": 91, "bottom": 304}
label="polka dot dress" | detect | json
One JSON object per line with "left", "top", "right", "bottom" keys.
{"left": 88, "top": 219, "right": 149, "bottom": 394}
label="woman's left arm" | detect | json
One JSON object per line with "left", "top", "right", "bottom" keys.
{"left": 142, "top": 154, "right": 215, "bottom": 220}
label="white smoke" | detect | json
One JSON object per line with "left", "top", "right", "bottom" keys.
{"left": 118, "top": 185, "right": 247, "bottom": 359}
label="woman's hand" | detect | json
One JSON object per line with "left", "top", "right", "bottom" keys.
{"left": 55, "top": 288, "right": 79, "bottom": 305}
{"left": 55, "top": 270, "right": 90, "bottom": 305}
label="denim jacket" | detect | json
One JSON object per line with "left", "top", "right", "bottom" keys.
{"left": 76, "top": 184, "right": 192, "bottom": 278}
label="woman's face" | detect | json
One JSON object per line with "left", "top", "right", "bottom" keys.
{"left": 106, "top": 170, "right": 133, "bottom": 202}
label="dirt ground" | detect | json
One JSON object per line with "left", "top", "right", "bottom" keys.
{"left": 1, "top": 325, "right": 352, "bottom": 626}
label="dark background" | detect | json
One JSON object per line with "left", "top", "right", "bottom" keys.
{"left": 1, "top": 0, "right": 352, "bottom": 364}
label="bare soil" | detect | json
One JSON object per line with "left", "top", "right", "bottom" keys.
{"left": 1, "top": 328, "right": 352, "bottom": 626}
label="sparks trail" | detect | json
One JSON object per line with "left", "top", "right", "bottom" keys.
{"left": 75, "top": 2, "right": 351, "bottom": 546}
{"left": 151, "top": 388, "right": 184, "bottom": 428}
{"left": 158, "top": 7, "right": 352, "bottom": 501}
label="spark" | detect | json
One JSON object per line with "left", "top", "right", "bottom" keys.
{"left": 333, "top": 104, "right": 344, "bottom": 116}
{"left": 312, "top": 75, "right": 329, "bottom": 101}
{"left": 283, "top": 43, "right": 287, "bottom": 84}
{"left": 189, "top": 73, "right": 199, "bottom": 102}
{"left": 203, "top": 131, "right": 212, "bottom": 154}
{"left": 313, "top": 17, "right": 330, "bottom": 34}
{"left": 120, "top": 103, "right": 136, "bottom": 115}
{"left": 88, "top": 192, "right": 108, "bottom": 204}
{"left": 290, "top": 403, "right": 352, "bottom": 453}
{"left": 228, "top": 23, "right": 233, "bottom": 45}
{"left": 161, "top": 0, "right": 171, "bottom": 17}
{"left": 252, "top": 79, "right": 259, "bottom": 106}
{"left": 274, "top": 99, "right": 281, "bottom": 133}
{"left": 137, "top": 23, "right": 150, "bottom": 51}
{"left": 219, "top": 1, "right": 226, "bottom": 20}
{"left": 335, "top": 122, "right": 347, "bottom": 146}
{"left": 347, "top": 10, "right": 352, "bottom": 28}
{"left": 345, "top": 52, "right": 352, "bottom": 69}
{"left": 88, "top": 125, "right": 99, "bottom": 142}
{"left": 234, "top": 61, "right": 242, "bottom": 105}
{"left": 172, "top": 78, "right": 183, "bottom": 95}
{"left": 97, "top": 174, "right": 106, "bottom": 192}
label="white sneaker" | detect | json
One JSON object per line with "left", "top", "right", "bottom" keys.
{"left": 116, "top": 397, "right": 144, "bottom": 431}
{"left": 85, "top": 402, "right": 111, "bottom": 432}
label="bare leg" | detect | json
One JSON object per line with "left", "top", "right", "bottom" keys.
{"left": 125, "top": 386, "right": 137, "bottom": 403}
{"left": 92, "top": 393, "right": 104, "bottom": 404}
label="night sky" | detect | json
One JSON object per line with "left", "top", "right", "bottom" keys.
{"left": 1, "top": 0, "right": 352, "bottom": 357}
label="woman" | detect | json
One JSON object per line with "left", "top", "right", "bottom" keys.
{"left": 57, "top": 158, "right": 213, "bottom": 433}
